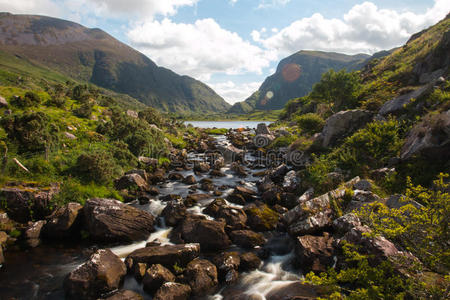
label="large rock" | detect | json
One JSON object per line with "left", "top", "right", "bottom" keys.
{"left": 153, "top": 282, "right": 191, "bottom": 300}
{"left": 83, "top": 198, "right": 155, "bottom": 243}
{"left": 114, "top": 173, "right": 149, "bottom": 192}
{"left": 194, "top": 162, "right": 210, "bottom": 173}
{"left": 379, "top": 83, "right": 432, "bottom": 116}
{"left": 160, "top": 200, "right": 187, "bottom": 227}
{"left": 295, "top": 233, "right": 335, "bottom": 273}
{"left": 173, "top": 215, "right": 231, "bottom": 251}
{"left": 266, "top": 282, "right": 322, "bottom": 300}
{"left": 0, "top": 184, "right": 60, "bottom": 223}
{"left": 0, "top": 96, "right": 8, "bottom": 107}
{"left": 217, "top": 145, "right": 244, "bottom": 163}
{"left": 239, "top": 252, "right": 261, "bottom": 271}
{"left": 282, "top": 178, "right": 360, "bottom": 236}
{"left": 256, "top": 123, "right": 271, "bottom": 135}
{"left": 244, "top": 202, "right": 280, "bottom": 232}
{"left": 24, "top": 220, "right": 45, "bottom": 247}
{"left": 229, "top": 230, "right": 266, "bottom": 249}
{"left": 400, "top": 110, "right": 450, "bottom": 160}
{"left": 105, "top": 290, "right": 143, "bottom": 300}
{"left": 320, "top": 110, "right": 373, "bottom": 147}
{"left": 64, "top": 249, "right": 126, "bottom": 300}
{"left": 184, "top": 258, "right": 218, "bottom": 296}
{"left": 43, "top": 202, "right": 83, "bottom": 238}
{"left": 142, "top": 264, "right": 176, "bottom": 292}
{"left": 204, "top": 200, "right": 248, "bottom": 230}
{"left": 212, "top": 252, "right": 240, "bottom": 284}
{"left": 332, "top": 213, "right": 361, "bottom": 234}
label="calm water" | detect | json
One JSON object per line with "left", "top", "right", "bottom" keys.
{"left": 184, "top": 120, "right": 272, "bottom": 129}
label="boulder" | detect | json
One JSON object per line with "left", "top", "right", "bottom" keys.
{"left": 173, "top": 215, "right": 231, "bottom": 251}
{"left": 354, "top": 179, "right": 372, "bottom": 191}
{"left": 149, "top": 169, "right": 166, "bottom": 184}
{"left": 114, "top": 174, "right": 149, "bottom": 192}
{"left": 160, "top": 201, "right": 187, "bottom": 227}
{"left": 229, "top": 230, "right": 266, "bottom": 248}
{"left": 256, "top": 123, "right": 271, "bottom": 135}
{"left": 0, "top": 184, "right": 60, "bottom": 223}
{"left": 168, "top": 172, "right": 184, "bottom": 181}
{"left": 212, "top": 252, "right": 240, "bottom": 284}
{"left": 126, "top": 244, "right": 200, "bottom": 271}
{"left": 184, "top": 258, "right": 218, "bottom": 296}
{"left": 133, "top": 262, "right": 148, "bottom": 281}
{"left": 64, "top": 132, "right": 77, "bottom": 140}
{"left": 320, "top": 110, "right": 373, "bottom": 147}
{"left": 43, "top": 202, "right": 82, "bottom": 239}
{"left": 253, "top": 134, "right": 275, "bottom": 148}
{"left": 182, "top": 175, "right": 197, "bottom": 185}
{"left": 244, "top": 202, "right": 280, "bottom": 232}
{"left": 194, "top": 162, "right": 210, "bottom": 173}
{"left": 142, "top": 264, "right": 176, "bottom": 292}
{"left": 239, "top": 252, "right": 261, "bottom": 271}
{"left": 105, "top": 290, "right": 143, "bottom": 300}
{"left": 295, "top": 233, "right": 335, "bottom": 273}
{"left": 64, "top": 249, "right": 126, "bottom": 300}
{"left": 24, "top": 220, "right": 45, "bottom": 247}
{"left": 385, "top": 194, "right": 423, "bottom": 209}
{"left": 332, "top": 213, "right": 361, "bottom": 234}
{"left": 0, "top": 96, "right": 8, "bottom": 107}
{"left": 231, "top": 162, "right": 248, "bottom": 177}
{"left": 379, "top": 84, "right": 432, "bottom": 116}
{"left": 217, "top": 145, "right": 244, "bottom": 163}
{"left": 269, "top": 164, "right": 289, "bottom": 183}
{"left": 400, "top": 110, "right": 450, "bottom": 160}
{"left": 266, "top": 282, "right": 322, "bottom": 300}
{"left": 153, "top": 282, "right": 191, "bottom": 300}
{"left": 126, "top": 110, "right": 139, "bottom": 118}
{"left": 83, "top": 198, "right": 155, "bottom": 243}
{"left": 204, "top": 201, "right": 247, "bottom": 230}
{"left": 283, "top": 170, "right": 300, "bottom": 192}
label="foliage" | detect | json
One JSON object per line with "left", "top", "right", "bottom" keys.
{"left": 0, "top": 111, "right": 58, "bottom": 153}
{"left": 305, "top": 242, "right": 410, "bottom": 300}
{"left": 331, "top": 118, "right": 405, "bottom": 176}
{"left": 310, "top": 69, "right": 361, "bottom": 112}
{"left": 73, "top": 101, "right": 94, "bottom": 118}
{"left": 73, "top": 150, "right": 120, "bottom": 184}
{"left": 53, "top": 179, "right": 122, "bottom": 205}
{"left": 356, "top": 173, "right": 450, "bottom": 272}
{"left": 296, "top": 113, "right": 325, "bottom": 134}
{"left": 138, "top": 107, "right": 164, "bottom": 127}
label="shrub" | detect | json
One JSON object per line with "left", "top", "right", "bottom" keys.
{"left": 73, "top": 102, "right": 94, "bottom": 118}
{"left": 310, "top": 69, "right": 361, "bottom": 111}
{"left": 296, "top": 113, "right": 325, "bottom": 134}
{"left": 138, "top": 107, "right": 164, "bottom": 127}
{"left": 74, "top": 150, "right": 119, "bottom": 184}
{"left": 356, "top": 173, "right": 450, "bottom": 272}
{"left": 0, "top": 112, "right": 57, "bottom": 153}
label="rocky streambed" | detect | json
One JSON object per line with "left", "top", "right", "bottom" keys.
{"left": 0, "top": 124, "right": 419, "bottom": 299}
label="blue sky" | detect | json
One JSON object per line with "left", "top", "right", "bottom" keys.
{"left": 0, "top": 0, "right": 448, "bottom": 104}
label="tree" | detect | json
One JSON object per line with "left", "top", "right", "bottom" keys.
{"left": 311, "top": 69, "right": 361, "bottom": 111}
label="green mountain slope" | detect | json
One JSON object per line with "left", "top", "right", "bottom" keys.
{"left": 229, "top": 51, "right": 370, "bottom": 113}
{"left": 0, "top": 13, "right": 230, "bottom": 114}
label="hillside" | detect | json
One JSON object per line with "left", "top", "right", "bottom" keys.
{"left": 0, "top": 13, "right": 230, "bottom": 114}
{"left": 229, "top": 51, "right": 370, "bottom": 113}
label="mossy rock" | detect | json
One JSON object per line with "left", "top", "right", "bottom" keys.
{"left": 244, "top": 202, "right": 280, "bottom": 232}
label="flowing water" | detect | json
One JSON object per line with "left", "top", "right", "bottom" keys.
{"left": 0, "top": 131, "right": 302, "bottom": 300}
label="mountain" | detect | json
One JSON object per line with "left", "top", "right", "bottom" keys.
{"left": 229, "top": 51, "right": 371, "bottom": 113}
{"left": 0, "top": 13, "right": 230, "bottom": 113}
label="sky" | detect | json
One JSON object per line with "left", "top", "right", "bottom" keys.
{"left": 0, "top": 1, "right": 449, "bottom": 104}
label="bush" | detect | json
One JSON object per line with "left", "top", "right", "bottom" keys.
{"left": 73, "top": 102, "right": 94, "bottom": 118}
{"left": 332, "top": 118, "right": 405, "bottom": 176}
{"left": 74, "top": 150, "right": 119, "bottom": 184}
{"left": 296, "top": 113, "right": 325, "bottom": 134}
{"left": 0, "top": 112, "right": 57, "bottom": 153}
{"left": 10, "top": 91, "right": 41, "bottom": 108}
{"left": 357, "top": 173, "right": 450, "bottom": 272}
{"left": 310, "top": 69, "right": 361, "bottom": 111}
{"left": 138, "top": 107, "right": 164, "bottom": 127}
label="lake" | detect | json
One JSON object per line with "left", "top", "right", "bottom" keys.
{"left": 184, "top": 120, "right": 273, "bottom": 129}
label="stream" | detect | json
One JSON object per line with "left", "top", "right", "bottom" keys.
{"left": 0, "top": 129, "right": 303, "bottom": 300}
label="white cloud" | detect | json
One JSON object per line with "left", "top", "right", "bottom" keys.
{"left": 207, "top": 81, "right": 262, "bottom": 104}
{"left": 87, "top": 0, "right": 198, "bottom": 19}
{"left": 255, "top": 0, "right": 450, "bottom": 55}
{"left": 128, "top": 18, "right": 276, "bottom": 80}
{"left": 257, "top": 0, "right": 291, "bottom": 9}
{"left": 0, "top": 0, "right": 61, "bottom": 16}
